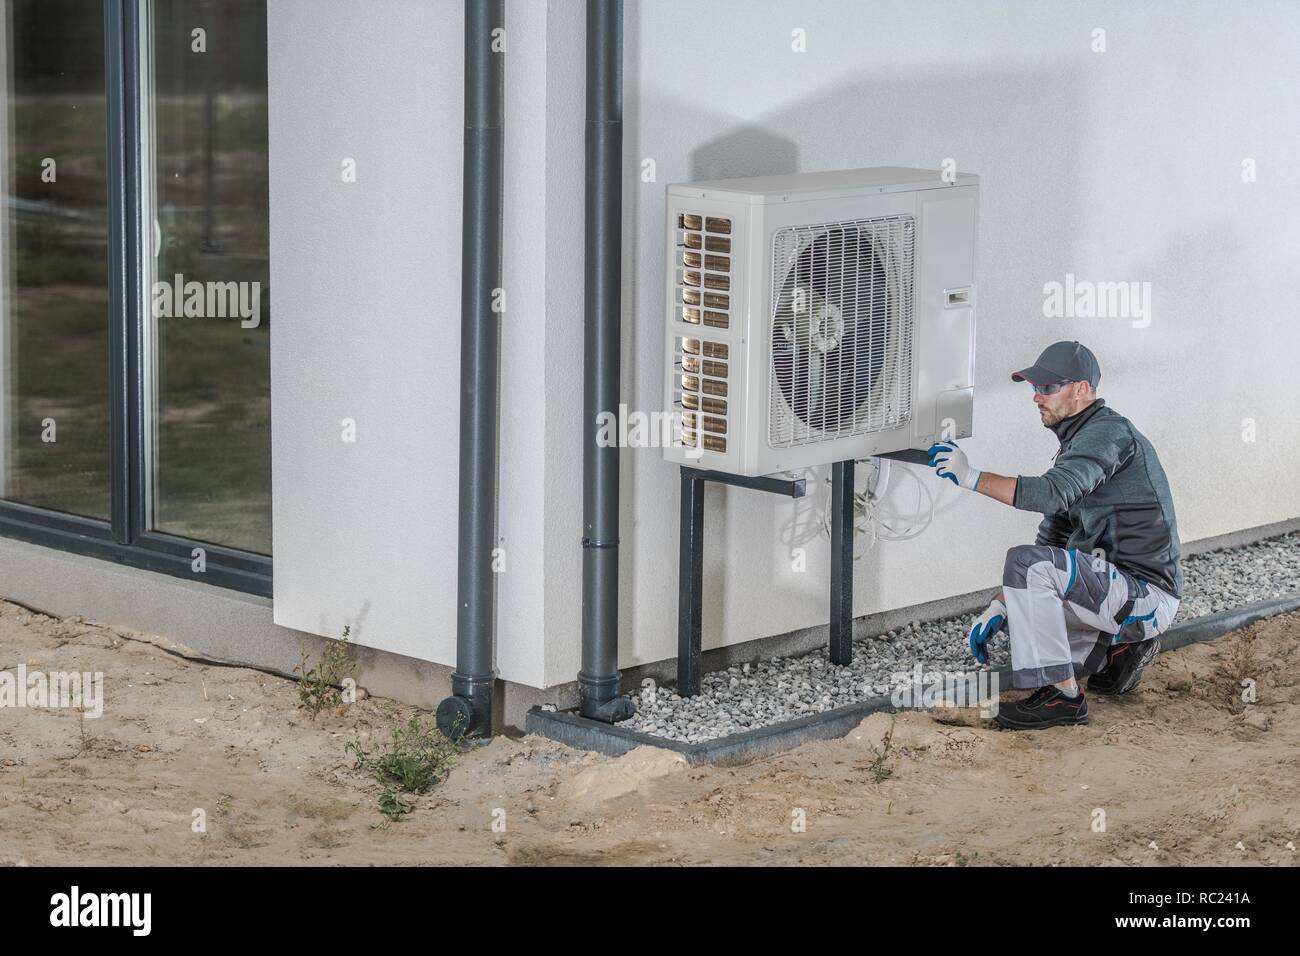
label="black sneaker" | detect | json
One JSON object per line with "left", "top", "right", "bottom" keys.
{"left": 1088, "top": 639, "right": 1159, "bottom": 696}
{"left": 994, "top": 685, "right": 1088, "bottom": 730}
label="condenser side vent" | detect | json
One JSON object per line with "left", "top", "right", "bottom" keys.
{"left": 673, "top": 212, "right": 733, "bottom": 454}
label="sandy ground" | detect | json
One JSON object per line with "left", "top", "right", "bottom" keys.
{"left": 1, "top": 598, "right": 1297, "bottom": 866}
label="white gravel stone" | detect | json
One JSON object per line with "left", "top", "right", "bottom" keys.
{"left": 620, "top": 531, "right": 1300, "bottom": 744}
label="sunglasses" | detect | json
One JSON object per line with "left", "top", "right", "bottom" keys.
{"left": 1030, "top": 381, "right": 1076, "bottom": 396}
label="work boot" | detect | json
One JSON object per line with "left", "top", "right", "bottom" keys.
{"left": 994, "top": 685, "right": 1088, "bottom": 730}
{"left": 1088, "top": 638, "right": 1159, "bottom": 696}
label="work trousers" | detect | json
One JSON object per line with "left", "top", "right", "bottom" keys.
{"left": 1001, "top": 544, "right": 1181, "bottom": 689}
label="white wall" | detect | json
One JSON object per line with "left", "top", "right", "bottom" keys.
{"left": 542, "top": 0, "right": 1300, "bottom": 684}
{"left": 268, "top": 0, "right": 550, "bottom": 686}
{"left": 268, "top": 0, "right": 1300, "bottom": 690}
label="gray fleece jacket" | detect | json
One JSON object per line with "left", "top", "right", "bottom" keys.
{"left": 1012, "top": 398, "right": 1184, "bottom": 599}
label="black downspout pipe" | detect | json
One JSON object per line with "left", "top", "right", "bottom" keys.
{"left": 578, "top": 0, "right": 635, "bottom": 723}
{"left": 438, "top": 0, "right": 504, "bottom": 741}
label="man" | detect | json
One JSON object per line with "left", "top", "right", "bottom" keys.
{"left": 925, "top": 340, "right": 1183, "bottom": 730}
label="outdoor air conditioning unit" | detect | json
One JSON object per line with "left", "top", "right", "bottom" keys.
{"left": 662, "top": 166, "right": 978, "bottom": 477}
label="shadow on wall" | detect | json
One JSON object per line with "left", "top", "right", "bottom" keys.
{"left": 617, "top": 63, "right": 1089, "bottom": 667}
{"left": 688, "top": 126, "right": 802, "bottom": 182}
{"left": 315, "top": 597, "right": 372, "bottom": 650}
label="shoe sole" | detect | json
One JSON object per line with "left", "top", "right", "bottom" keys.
{"left": 1100, "top": 640, "right": 1160, "bottom": 697}
{"left": 994, "top": 711, "right": 1088, "bottom": 730}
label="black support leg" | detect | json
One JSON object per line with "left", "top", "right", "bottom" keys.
{"left": 678, "top": 470, "right": 705, "bottom": 696}
{"left": 829, "top": 459, "right": 855, "bottom": 666}
{"left": 674, "top": 466, "right": 806, "bottom": 697}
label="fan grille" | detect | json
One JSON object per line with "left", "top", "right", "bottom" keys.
{"left": 768, "top": 214, "right": 914, "bottom": 447}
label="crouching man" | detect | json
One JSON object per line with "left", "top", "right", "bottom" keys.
{"left": 926, "top": 340, "right": 1183, "bottom": 730}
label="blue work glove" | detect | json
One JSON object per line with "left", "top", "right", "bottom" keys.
{"left": 927, "top": 439, "right": 982, "bottom": 491}
{"left": 968, "top": 597, "right": 1007, "bottom": 664}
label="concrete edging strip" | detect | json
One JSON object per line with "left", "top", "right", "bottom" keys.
{"left": 524, "top": 592, "right": 1300, "bottom": 766}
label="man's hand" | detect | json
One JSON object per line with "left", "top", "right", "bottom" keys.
{"left": 968, "top": 597, "right": 1007, "bottom": 664}
{"left": 927, "top": 439, "right": 982, "bottom": 491}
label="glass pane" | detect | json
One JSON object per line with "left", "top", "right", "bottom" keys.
{"left": 144, "top": 0, "right": 270, "bottom": 553}
{"left": 0, "top": 0, "right": 111, "bottom": 519}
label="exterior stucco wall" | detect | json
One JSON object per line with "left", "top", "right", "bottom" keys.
{"left": 267, "top": 0, "right": 551, "bottom": 685}
{"left": 540, "top": 0, "right": 1300, "bottom": 684}
{"left": 259, "top": 0, "right": 1299, "bottom": 689}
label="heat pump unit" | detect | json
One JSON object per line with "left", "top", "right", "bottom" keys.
{"left": 662, "top": 166, "right": 978, "bottom": 477}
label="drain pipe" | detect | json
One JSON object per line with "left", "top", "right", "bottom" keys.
{"left": 437, "top": 0, "right": 504, "bottom": 741}
{"left": 578, "top": 0, "right": 635, "bottom": 723}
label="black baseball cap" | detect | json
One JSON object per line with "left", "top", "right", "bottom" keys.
{"left": 1011, "top": 340, "right": 1101, "bottom": 389}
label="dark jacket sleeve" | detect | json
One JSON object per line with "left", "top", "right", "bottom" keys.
{"left": 1014, "top": 420, "right": 1136, "bottom": 516}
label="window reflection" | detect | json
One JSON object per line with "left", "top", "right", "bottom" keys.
{"left": 145, "top": 0, "right": 270, "bottom": 553}
{"left": 1, "top": 0, "right": 111, "bottom": 519}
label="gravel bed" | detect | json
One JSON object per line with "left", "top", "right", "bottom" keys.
{"left": 622, "top": 530, "right": 1300, "bottom": 744}
{"left": 1176, "top": 531, "right": 1300, "bottom": 620}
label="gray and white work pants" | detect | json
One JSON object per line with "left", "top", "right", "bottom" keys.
{"left": 1001, "top": 544, "right": 1181, "bottom": 689}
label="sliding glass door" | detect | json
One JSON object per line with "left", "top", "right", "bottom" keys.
{"left": 143, "top": 0, "right": 270, "bottom": 554}
{"left": 0, "top": 0, "right": 270, "bottom": 591}
{"left": 1, "top": 0, "right": 112, "bottom": 519}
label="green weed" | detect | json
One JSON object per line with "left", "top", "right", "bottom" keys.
{"left": 295, "top": 626, "right": 354, "bottom": 718}
{"left": 347, "top": 715, "right": 464, "bottom": 822}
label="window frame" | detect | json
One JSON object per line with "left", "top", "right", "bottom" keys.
{"left": 0, "top": 0, "right": 272, "bottom": 598}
